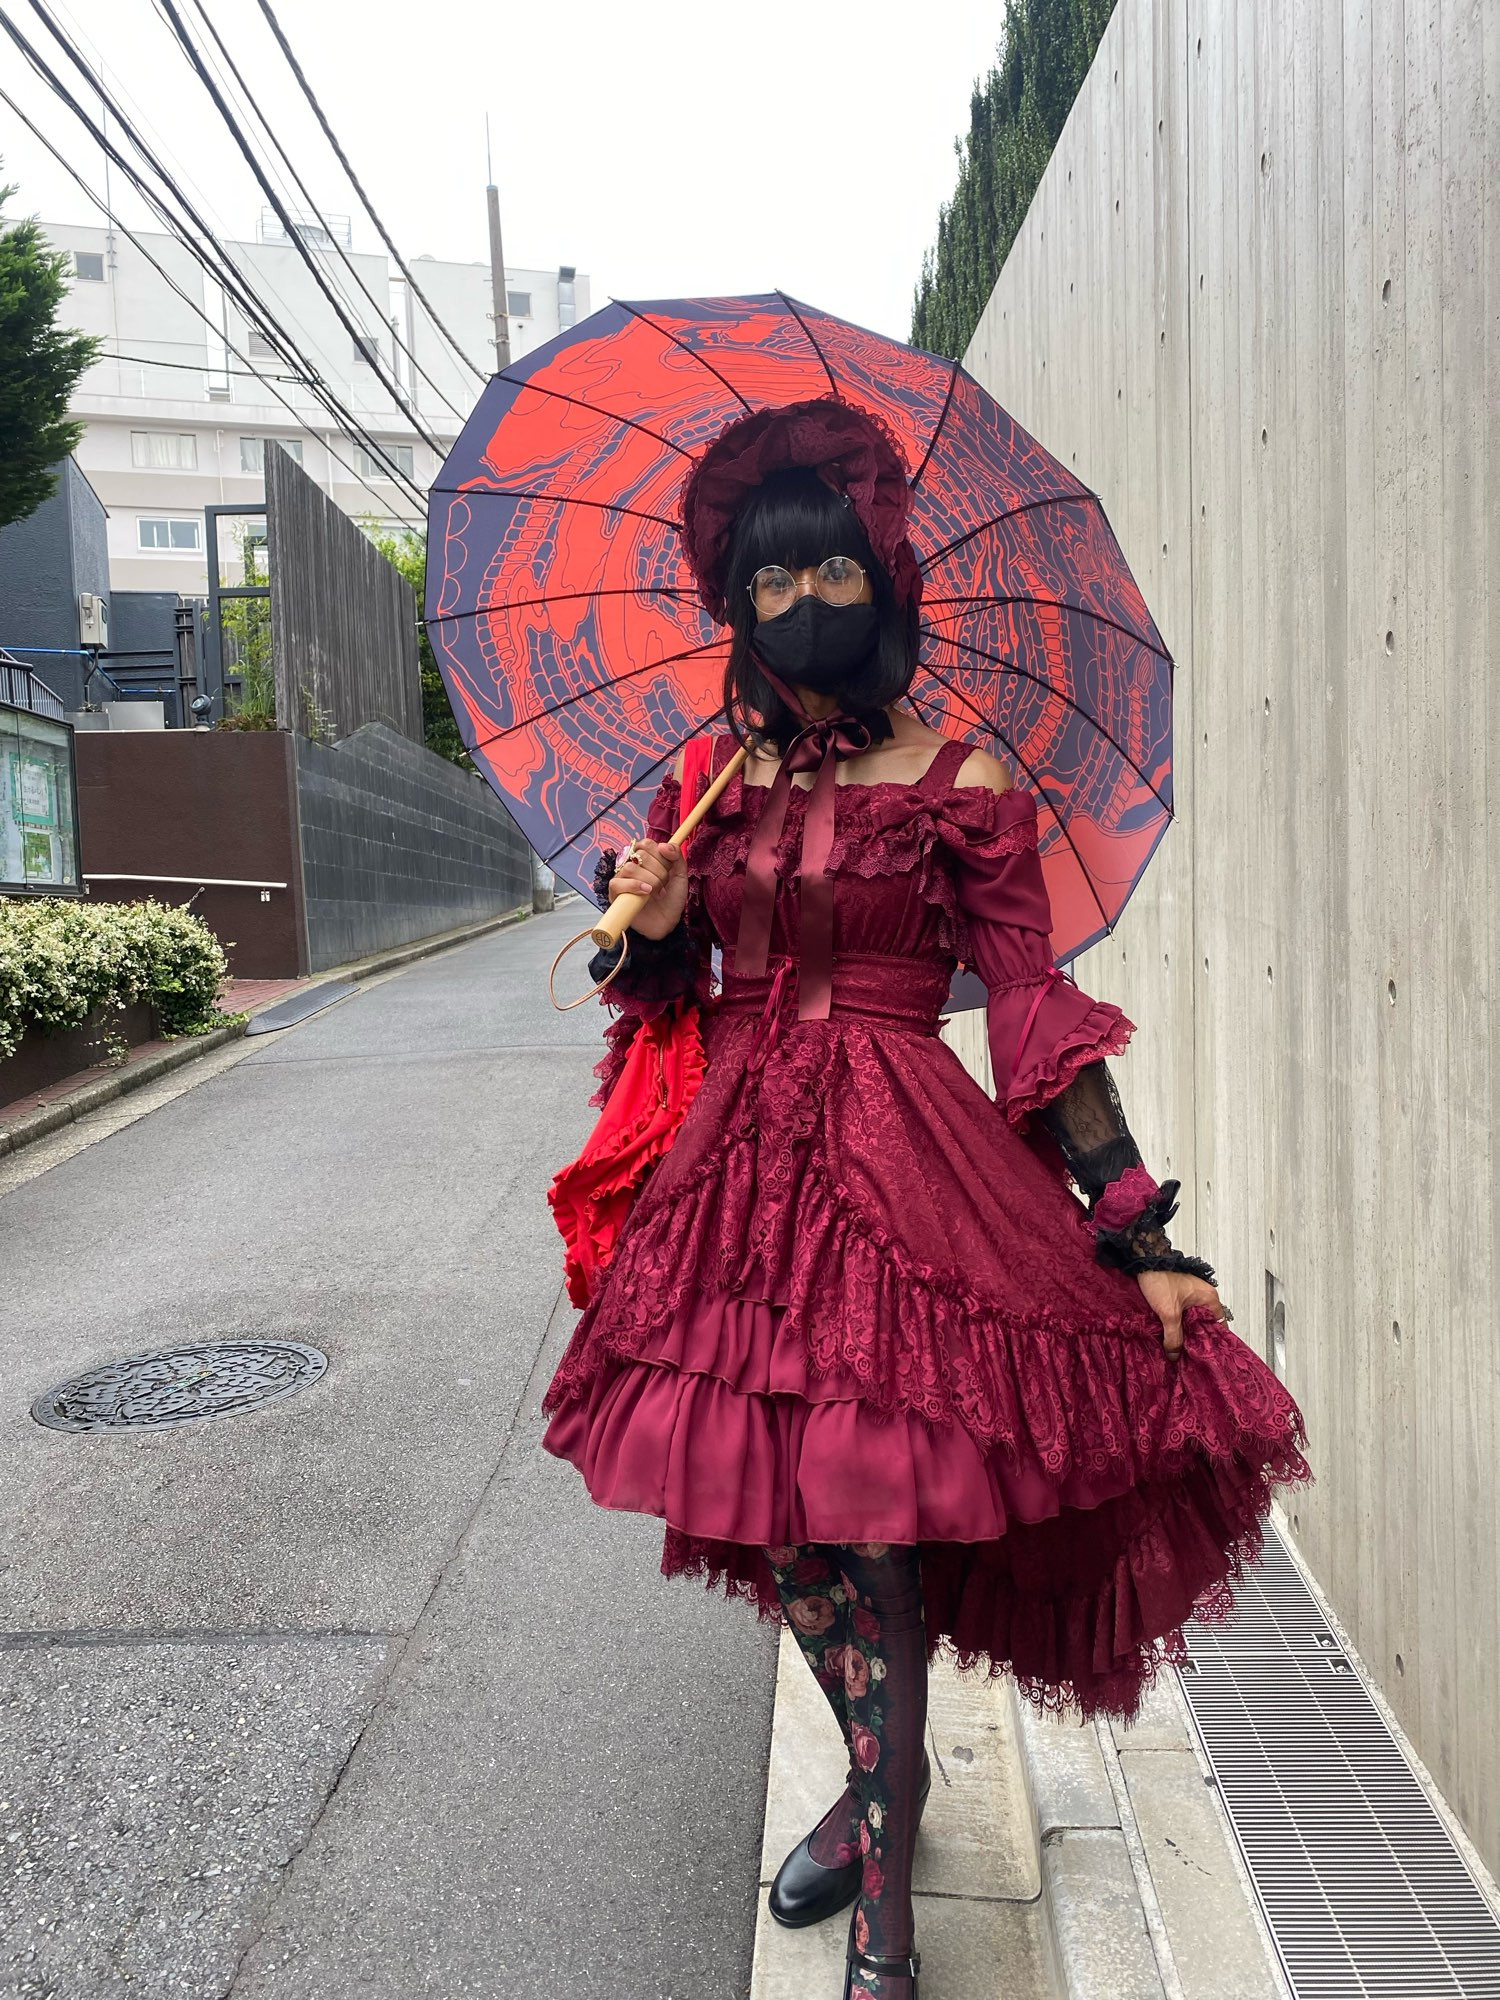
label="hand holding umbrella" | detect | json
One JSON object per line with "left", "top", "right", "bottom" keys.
{"left": 547, "top": 740, "right": 749, "bottom": 1008}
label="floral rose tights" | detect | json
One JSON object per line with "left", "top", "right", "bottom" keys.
{"left": 763, "top": 1542, "right": 927, "bottom": 1997}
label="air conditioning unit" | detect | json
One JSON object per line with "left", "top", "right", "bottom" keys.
{"left": 78, "top": 592, "right": 109, "bottom": 648}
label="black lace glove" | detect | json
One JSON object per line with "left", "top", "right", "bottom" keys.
{"left": 1035, "top": 1060, "right": 1218, "bottom": 1285}
{"left": 588, "top": 847, "right": 707, "bottom": 1009}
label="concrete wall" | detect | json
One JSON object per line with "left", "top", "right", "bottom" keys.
{"left": 294, "top": 724, "right": 533, "bottom": 972}
{"left": 956, "top": 0, "right": 1498, "bottom": 1866}
{"left": 267, "top": 450, "right": 423, "bottom": 745}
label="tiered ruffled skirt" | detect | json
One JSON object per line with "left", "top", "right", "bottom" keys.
{"left": 542, "top": 964, "right": 1312, "bottom": 1722}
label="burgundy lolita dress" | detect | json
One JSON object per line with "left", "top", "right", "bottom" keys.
{"left": 540, "top": 731, "right": 1311, "bottom": 1721}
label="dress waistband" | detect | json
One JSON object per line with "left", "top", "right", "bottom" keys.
{"left": 718, "top": 952, "right": 950, "bottom": 1036}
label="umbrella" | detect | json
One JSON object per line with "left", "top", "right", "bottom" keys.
{"left": 425, "top": 293, "right": 1173, "bottom": 970}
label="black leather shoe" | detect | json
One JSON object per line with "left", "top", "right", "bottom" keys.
{"left": 768, "top": 1750, "right": 932, "bottom": 1930}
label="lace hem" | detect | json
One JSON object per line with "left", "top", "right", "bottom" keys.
{"left": 656, "top": 1442, "right": 1313, "bottom": 1725}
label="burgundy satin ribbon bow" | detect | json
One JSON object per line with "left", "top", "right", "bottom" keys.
{"left": 733, "top": 671, "right": 876, "bottom": 1021}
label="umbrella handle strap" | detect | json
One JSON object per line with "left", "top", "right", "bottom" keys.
{"left": 548, "top": 927, "right": 630, "bottom": 1012}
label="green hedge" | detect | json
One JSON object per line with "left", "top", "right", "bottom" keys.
{"left": 0, "top": 897, "right": 230, "bottom": 1061}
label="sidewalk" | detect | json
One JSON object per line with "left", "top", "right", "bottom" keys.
{"left": 0, "top": 903, "right": 537, "bottom": 1156}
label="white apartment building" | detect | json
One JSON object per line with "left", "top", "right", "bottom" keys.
{"left": 46, "top": 215, "right": 590, "bottom": 594}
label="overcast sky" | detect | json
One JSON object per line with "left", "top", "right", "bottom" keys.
{"left": 2, "top": 0, "right": 1006, "bottom": 342}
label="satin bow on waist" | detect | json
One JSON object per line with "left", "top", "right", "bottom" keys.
{"left": 732, "top": 711, "right": 876, "bottom": 1020}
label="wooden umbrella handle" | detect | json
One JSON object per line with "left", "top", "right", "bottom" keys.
{"left": 547, "top": 741, "right": 754, "bottom": 1010}
{"left": 588, "top": 743, "right": 749, "bottom": 948}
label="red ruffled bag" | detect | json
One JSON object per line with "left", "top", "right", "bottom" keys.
{"left": 547, "top": 736, "right": 715, "bottom": 1307}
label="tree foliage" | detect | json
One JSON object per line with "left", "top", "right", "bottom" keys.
{"left": 361, "top": 525, "right": 472, "bottom": 768}
{"left": 215, "top": 528, "right": 277, "bottom": 731}
{"left": 911, "top": 0, "right": 1116, "bottom": 360}
{"left": 0, "top": 179, "right": 100, "bottom": 529}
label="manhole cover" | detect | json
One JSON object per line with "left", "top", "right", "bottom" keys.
{"left": 32, "top": 1341, "right": 328, "bottom": 1432}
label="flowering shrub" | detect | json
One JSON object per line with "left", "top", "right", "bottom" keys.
{"left": 0, "top": 897, "right": 229, "bottom": 1062}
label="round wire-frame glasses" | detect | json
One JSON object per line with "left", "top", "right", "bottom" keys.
{"left": 747, "top": 556, "right": 868, "bottom": 619}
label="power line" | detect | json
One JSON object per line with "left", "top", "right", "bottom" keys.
{"left": 40, "top": 0, "right": 424, "bottom": 476}
{"left": 174, "top": 0, "right": 470, "bottom": 427}
{"left": 150, "top": 0, "right": 443, "bottom": 456}
{"left": 3, "top": 5, "right": 428, "bottom": 508}
{"left": 0, "top": 82, "right": 423, "bottom": 526}
{"left": 254, "top": 0, "right": 490, "bottom": 389}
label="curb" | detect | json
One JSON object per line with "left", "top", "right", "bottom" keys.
{"left": 0, "top": 898, "right": 561, "bottom": 1162}
{"left": 1009, "top": 1689, "right": 1169, "bottom": 2000}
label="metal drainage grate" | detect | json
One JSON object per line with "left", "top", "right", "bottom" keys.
{"left": 32, "top": 1341, "right": 328, "bottom": 1432}
{"left": 1178, "top": 1521, "right": 1500, "bottom": 1998}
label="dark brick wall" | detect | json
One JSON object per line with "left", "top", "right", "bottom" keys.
{"left": 293, "top": 724, "right": 533, "bottom": 972}
{"left": 74, "top": 729, "right": 306, "bottom": 979}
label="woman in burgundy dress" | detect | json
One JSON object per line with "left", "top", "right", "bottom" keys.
{"left": 540, "top": 400, "right": 1310, "bottom": 1999}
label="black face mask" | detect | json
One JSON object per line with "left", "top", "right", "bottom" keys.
{"left": 751, "top": 594, "right": 880, "bottom": 693}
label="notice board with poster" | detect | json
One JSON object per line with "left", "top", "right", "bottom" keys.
{"left": 0, "top": 699, "right": 81, "bottom": 895}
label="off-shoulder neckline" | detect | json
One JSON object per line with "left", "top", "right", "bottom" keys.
{"left": 728, "top": 770, "right": 1026, "bottom": 806}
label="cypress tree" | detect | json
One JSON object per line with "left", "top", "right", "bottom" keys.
{"left": 911, "top": 0, "right": 1117, "bottom": 359}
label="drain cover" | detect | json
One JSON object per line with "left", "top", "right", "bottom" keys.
{"left": 32, "top": 1341, "right": 328, "bottom": 1432}
{"left": 1179, "top": 1524, "right": 1500, "bottom": 1997}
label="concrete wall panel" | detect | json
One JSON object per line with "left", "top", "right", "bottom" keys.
{"left": 959, "top": 0, "right": 1497, "bottom": 1864}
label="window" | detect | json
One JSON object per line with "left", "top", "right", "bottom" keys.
{"left": 131, "top": 431, "right": 198, "bottom": 470}
{"left": 506, "top": 289, "right": 532, "bottom": 317}
{"left": 73, "top": 250, "right": 105, "bottom": 283}
{"left": 137, "top": 517, "right": 203, "bottom": 552}
{"left": 352, "top": 333, "right": 381, "bottom": 367}
{"left": 247, "top": 329, "right": 278, "bottom": 359}
{"left": 354, "top": 441, "right": 414, "bottom": 479}
{"left": 239, "top": 436, "right": 304, "bottom": 473}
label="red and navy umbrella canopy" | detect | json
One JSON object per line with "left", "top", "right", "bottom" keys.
{"left": 425, "top": 293, "right": 1173, "bottom": 965}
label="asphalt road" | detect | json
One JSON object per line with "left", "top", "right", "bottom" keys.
{"left": 0, "top": 906, "right": 777, "bottom": 2000}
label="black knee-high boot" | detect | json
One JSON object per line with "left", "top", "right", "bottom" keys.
{"left": 835, "top": 1542, "right": 927, "bottom": 1998}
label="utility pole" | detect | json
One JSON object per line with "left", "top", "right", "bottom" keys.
{"left": 485, "top": 119, "right": 552, "bottom": 910}
{"left": 485, "top": 117, "right": 511, "bottom": 375}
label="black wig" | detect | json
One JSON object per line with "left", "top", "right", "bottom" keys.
{"left": 720, "top": 466, "right": 920, "bottom": 751}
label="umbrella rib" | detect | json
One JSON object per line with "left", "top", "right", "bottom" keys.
{"left": 918, "top": 628, "right": 1173, "bottom": 813}
{"left": 432, "top": 483, "right": 683, "bottom": 533}
{"left": 923, "top": 593, "right": 1172, "bottom": 665}
{"left": 907, "top": 675, "right": 1115, "bottom": 940}
{"left": 460, "top": 637, "right": 730, "bottom": 756}
{"left": 431, "top": 585, "right": 699, "bottom": 623}
{"left": 775, "top": 290, "right": 840, "bottom": 399}
{"left": 909, "top": 360, "right": 961, "bottom": 493}
{"left": 541, "top": 738, "right": 690, "bottom": 863}
{"left": 918, "top": 489, "right": 1099, "bottom": 573}
{"left": 487, "top": 374, "right": 698, "bottom": 461}
{"left": 613, "top": 299, "right": 757, "bottom": 415}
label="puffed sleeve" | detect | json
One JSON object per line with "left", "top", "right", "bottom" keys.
{"left": 942, "top": 785, "right": 1217, "bottom": 1285}
{"left": 940, "top": 785, "right": 1136, "bottom": 1126}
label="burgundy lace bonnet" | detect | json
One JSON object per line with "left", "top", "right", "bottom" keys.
{"left": 678, "top": 397, "right": 924, "bottom": 623}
